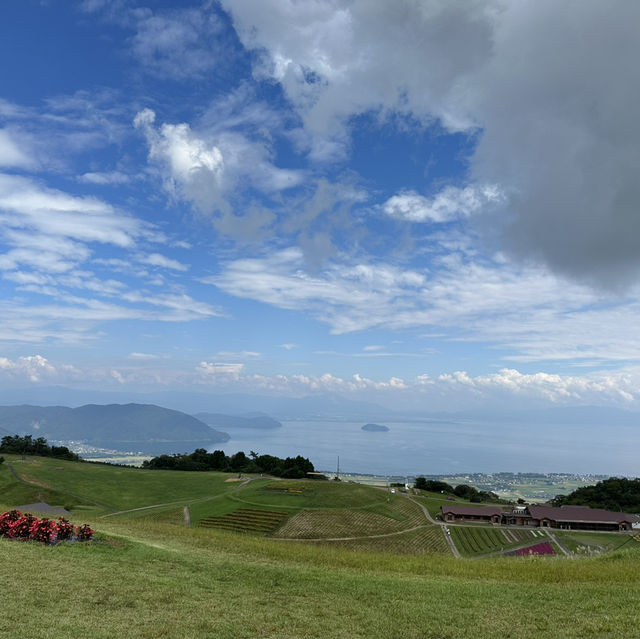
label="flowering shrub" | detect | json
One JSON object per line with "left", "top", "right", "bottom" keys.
{"left": 0, "top": 510, "right": 95, "bottom": 544}
{"left": 0, "top": 509, "right": 21, "bottom": 536}
{"left": 8, "top": 513, "right": 37, "bottom": 539}
{"left": 56, "top": 517, "right": 74, "bottom": 540}
{"left": 29, "top": 517, "right": 58, "bottom": 544}
{"left": 75, "top": 524, "right": 94, "bottom": 541}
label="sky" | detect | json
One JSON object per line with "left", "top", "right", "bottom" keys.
{"left": 1, "top": 0, "right": 640, "bottom": 412}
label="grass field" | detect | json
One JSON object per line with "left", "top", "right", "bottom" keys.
{"left": 2, "top": 512, "right": 640, "bottom": 639}
{"left": 555, "top": 530, "right": 636, "bottom": 555}
{"left": 3, "top": 456, "right": 640, "bottom": 637}
{"left": 2, "top": 455, "right": 239, "bottom": 514}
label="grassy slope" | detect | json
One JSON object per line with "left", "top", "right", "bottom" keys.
{"left": 3, "top": 455, "right": 237, "bottom": 513}
{"left": 555, "top": 531, "right": 635, "bottom": 554}
{"left": 2, "top": 459, "right": 640, "bottom": 637}
{"left": 1, "top": 517, "right": 640, "bottom": 639}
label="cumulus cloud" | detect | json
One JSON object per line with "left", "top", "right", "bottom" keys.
{"left": 134, "top": 108, "right": 303, "bottom": 221}
{"left": 223, "top": 0, "right": 640, "bottom": 286}
{"left": 222, "top": 0, "right": 492, "bottom": 159}
{"left": 383, "top": 185, "right": 502, "bottom": 223}
{"left": 0, "top": 355, "right": 78, "bottom": 383}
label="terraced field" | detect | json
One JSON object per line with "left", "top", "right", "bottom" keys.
{"left": 450, "top": 525, "right": 549, "bottom": 556}
{"left": 199, "top": 508, "right": 289, "bottom": 534}
{"left": 274, "top": 491, "right": 426, "bottom": 539}
{"left": 318, "top": 525, "right": 449, "bottom": 554}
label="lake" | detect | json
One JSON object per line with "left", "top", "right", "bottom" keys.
{"left": 213, "top": 419, "right": 640, "bottom": 477}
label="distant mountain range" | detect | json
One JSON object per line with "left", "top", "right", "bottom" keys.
{"left": 0, "top": 403, "right": 230, "bottom": 447}
{"left": 0, "top": 387, "right": 397, "bottom": 420}
{"left": 0, "top": 385, "right": 639, "bottom": 427}
{"left": 194, "top": 412, "right": 282, "bottom": 430}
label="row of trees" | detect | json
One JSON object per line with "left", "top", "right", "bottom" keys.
{"left": 414, "top": 476, "right": 502, "bottom": 503}
{"left": 0, "top": 435, "right": 79, "bottom": 461}
{"left": 551, "top": 477, "right": 640, "bottom": 512}
{"left": 142, "top": 448, "right": 314, "bottom": 478}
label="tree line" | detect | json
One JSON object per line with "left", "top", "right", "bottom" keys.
{"left": 0, "top": 435, "right": 79, "bottom": 461}
{"left": 414, "top": 477, "right": 502, "bottom": 503}
{"left": 551, "top": 477, "right": 640, "bottom": 512}
{"left": 142, "top": 448, "right": 314, "bottom": 478}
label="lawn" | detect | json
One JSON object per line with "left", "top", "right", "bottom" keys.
{"left": 555, "top": 530, "right": 636, "bottom": 555}
{"left": 229, "top": 478, "right": 388, "bottom": 510}
{"left": 3, "top": 458, "right": 640, "bottom": 637}
{"left": 2, "top": 515, "right": 640, "bottom": 639}
{"left": 3, "top": 455, "right": 237, "bottom": 514}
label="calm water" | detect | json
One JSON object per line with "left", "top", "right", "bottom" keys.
{"left": 212, "top": 419, "right": 640, "bottom": 476}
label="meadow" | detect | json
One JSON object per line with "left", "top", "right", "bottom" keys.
{"left": 2, "top": 455, "right": 640, "bottom": 638}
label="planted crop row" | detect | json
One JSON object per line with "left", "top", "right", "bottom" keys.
{"left": 199, "top": 508, "right": 289, "bottom": 534}
{"left": 322, "top": 525, "right": 449, "bottom": 555}
{"left": 451, "top": 526, "right": 539, "bottom": 556}
{"left": 274, "top": 507, "right": 414, "bottom": 539}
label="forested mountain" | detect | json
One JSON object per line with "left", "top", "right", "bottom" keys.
{"left": 0, "top": 404, "right": 230, "bottom": 445}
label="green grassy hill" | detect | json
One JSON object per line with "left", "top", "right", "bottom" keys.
{"left": 2, "top": 456, "right": 640, "bottom": 638}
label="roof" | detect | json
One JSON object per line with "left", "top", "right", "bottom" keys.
{"left": 442, "top": 505, "right": 502, "bottom": 517}
{"left": 12, "top": 502, "right": 71, "bottom": 517}
{"left": 528, "top": 504, "right": 634, "bottom": 524}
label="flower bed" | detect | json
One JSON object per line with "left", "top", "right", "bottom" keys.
{"left": 0, "top": 510, "right": 94, "bottom": 544}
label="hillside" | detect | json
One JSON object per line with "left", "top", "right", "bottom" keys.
{"left": 1, "top": 456, "right": 640, "bottom": 639}
{"left": 552, "top": 476, "right": 640, "bottom": 512}
{"left": 0, "top": 404, "right": 229, "bottom": 447}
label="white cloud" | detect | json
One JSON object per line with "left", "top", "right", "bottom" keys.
{"left": 0, "top": 355, "right": 78, "bottom": 383}
{"left": 0, "top": 129, "right": 35, "bottom": 169}
{"left": 196, "top": 361, "right": 244, "bottom": 377}
{"left": 128, "top": 352, "right": 159, "bottom": 360}
{"left": 383, "top": 185, "right": 502, "bottom": 223}
{"left": 131, "top": 6, "right": 226, "bottom": 80}
{"left": 0, "top": 173, "right": 146, "bottom": 249}
{"left": 216, "top": 350, "right": 261, "bottom": 360}
{"left": 136, "top": 252, "right": 189, "bottom": 272}
{"left": 223, "top": 0, "right": 640, "bottom": 286}
{"left": 205, "top": 241, "right": 640, "bottom": 366}
{"left": 135, "top": 109, "right": 304, "bottom": 219}
{"left": 78, "top": 171, "right": 131, "bottom": 185}
{"left": 223, "top": 0, "right": 491, "bottom": 158}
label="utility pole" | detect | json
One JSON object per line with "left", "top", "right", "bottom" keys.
{"left": 336, "top": 455, "right": 340, "bottom": 480}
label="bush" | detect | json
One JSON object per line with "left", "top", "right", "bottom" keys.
{"left": 0, "top": 510, "right": 94, "bottom": 544}
{"left": 75, "top": 524, "right": 94, "bottom": 541}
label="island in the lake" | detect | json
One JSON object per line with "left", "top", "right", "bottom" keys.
{"left": 361, "top": 423, "right": 390, "bottom": 432}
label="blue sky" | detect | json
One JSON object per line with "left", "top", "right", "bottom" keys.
{"left": 1, "top": 0, "right": 640, "bottom": 411}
